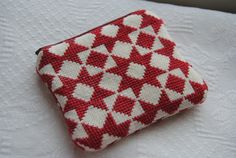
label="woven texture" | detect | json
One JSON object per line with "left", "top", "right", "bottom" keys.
{"left": 36, "top": 10, "right": 208, "bottom": 151}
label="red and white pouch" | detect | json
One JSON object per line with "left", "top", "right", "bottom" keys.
{"left": 36, "top": 10, "right": 208, "bottom": 151}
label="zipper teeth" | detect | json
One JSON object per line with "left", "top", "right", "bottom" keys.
{"left": 35, "top": 10, "right": 145, "bottom": 55}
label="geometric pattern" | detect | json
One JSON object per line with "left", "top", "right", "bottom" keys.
{"left": 36, "top": 10, "right": 208, "bottom": 151}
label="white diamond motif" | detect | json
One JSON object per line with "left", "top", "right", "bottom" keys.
{"left": 139, "top": 83, "right": 162, "bottom": 105}
{"left": 73, "top": 83, "right": 94, "bottom": 102}
{"left": 123, "top": 14, "right": 142, "bottom": 28}
{"left": 74, "top": 33, "right": 96, "bottom": 48}
{"left": 49, "top": 42, "right": 69, "bottom": 56}
{"left": 112, "top": 41, "right": 133, "bottom": 59}
{"left": 99, "top": 73, "right": 122, "bottom": 92}
{"left": 101, "top": 24, "right": 119, "bottom": 38}
{"left": 126, "top": 62, "right": 146, "bottom": 79}
{"left": 82, "top": 106, "right": 108, "bottom": 128}
{"left": 59, "top": 60, "right": 82, "bottom": 79}
{"left": 150, "top": 53, "right": 170, "bottom": 71}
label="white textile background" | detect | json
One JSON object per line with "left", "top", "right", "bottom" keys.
{"left": 0, "top": 0, "right": 236, "bottom": 158}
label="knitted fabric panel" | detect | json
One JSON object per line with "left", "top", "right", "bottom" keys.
{"left": 36, "top": 10, "right": 208, "bottom": 151}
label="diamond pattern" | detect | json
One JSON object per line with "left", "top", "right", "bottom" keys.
{"left": 112, "top": 41, "right": 133, "bottom": 59}
{"left": 74, "top": 33, "right": 96, "bottom": 48}
{"left": 37, "top": 10, "right": 208, "bottom": 151}
{"left": 82, "top": 106, "right": 108, "bottom": 128}
{"left": 136, "top": 32, "right": 155, "bottom": 49}
{"left": 156, "top": 68, "right": 197, "bottom": 101}
{"left": 76, "top": 44, "right": 117, "bottom": 76}
{"left": 58, "top": 60, "right": 82, "bottom": 79}
{"left": 150, "top": 53, "right": 170, "bottom": 71}
{"left": 48, "top": 42, "right": 69, "bottom": 56}
{"left": 127, "top": 25, "right": 164, "bottom": 56}
{"left": 101, "top": 24, "right": 119, "bottom": 38}
{"left": 72, "top": 83, "right": 94, "bottom": 102}
{"left": 166, "top": 74, "right": 185, "bottom": 94}
{"left": 99, "top": 73, "right": 122, "bottom": 92}
{"left": 126, "top": 62, "right": 146, "bottom": 79}
{"left": 86, "top": 51, "right": 108, "bottom": 68}
{"left": 139, "top": 83, "right": 162, "bottom": 105}
{"left": 113, "top": 96, "right": 135, "bottom": 115}
{"left": 123, "top": 14, "right": 142, "bottom": 28}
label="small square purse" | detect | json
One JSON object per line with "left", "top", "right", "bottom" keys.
{"left": 36, "top": 10, "right": 208, "bottom": 151}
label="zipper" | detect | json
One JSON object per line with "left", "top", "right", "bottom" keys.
{"left": 35, "top": 10, "right": 145, "bottom": 55}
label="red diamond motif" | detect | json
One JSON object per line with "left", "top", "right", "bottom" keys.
{"left": 136, "top": 32, "right": 155, "bottom": 49}
{"left": 86, "top": 51, "right": 108, "bottom": 68}
{"left": 112, "top": 96, "right": 135, "bottom": 116}
{"left": 165, "top": 74, "right": 185, "bottom": 94}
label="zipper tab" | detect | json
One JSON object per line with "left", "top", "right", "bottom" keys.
{"left": 35, "top": 48, "right": 41, "bottom": 55}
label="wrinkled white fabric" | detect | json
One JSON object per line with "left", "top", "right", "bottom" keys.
{"left": 0, "top": 0, "right": 235, "bottom": 157}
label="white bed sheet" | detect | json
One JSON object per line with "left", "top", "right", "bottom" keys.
{"left": 0, "top": 0, "right": 236, "bottom": 157}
